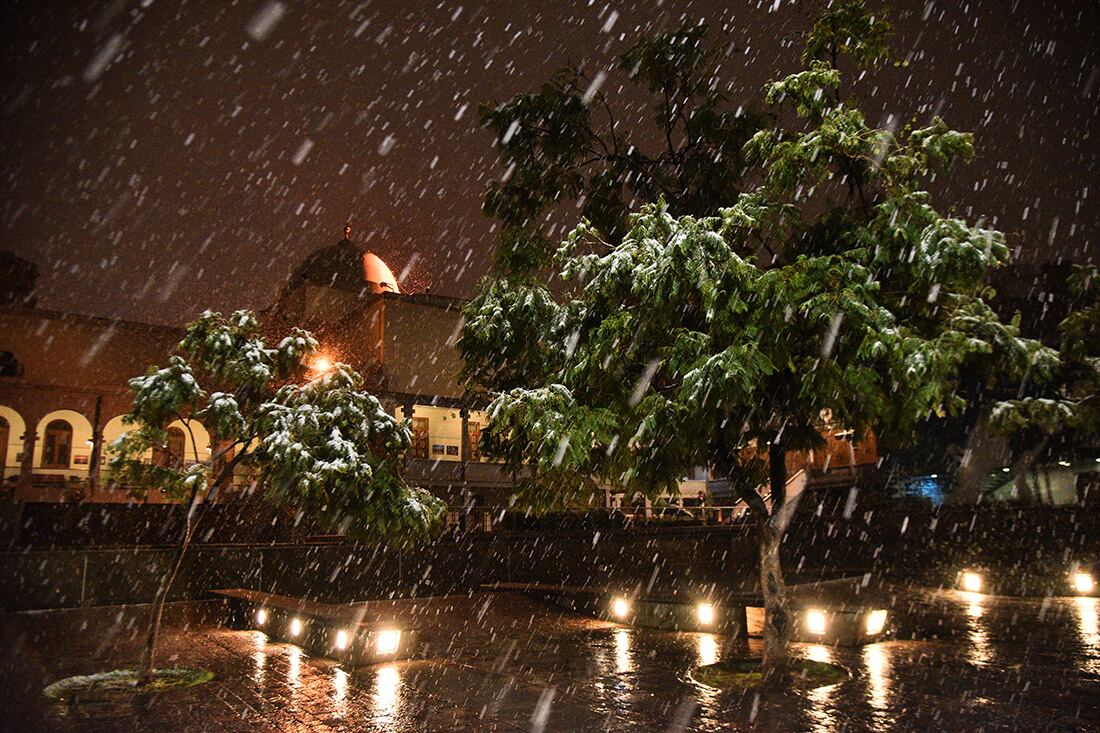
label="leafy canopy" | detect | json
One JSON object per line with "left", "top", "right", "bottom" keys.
{"left": 110, "top": 310, "right": 444, "bottom": 541}
{"left": 481, "top": 22, "right": 763, "bottom": 274}
{"left": 461, "top": 0, "right": 1049, "bottom": 514}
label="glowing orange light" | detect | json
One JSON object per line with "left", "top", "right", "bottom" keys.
{"left": 310, "top": 355, "right": 333, "bottom": 376}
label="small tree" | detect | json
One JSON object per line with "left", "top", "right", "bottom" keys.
{"left": 462, "top": 1, "right": 1038, "bottom": 685}
{"left": 111, "top": 310, "right": 444, "bottom": 686}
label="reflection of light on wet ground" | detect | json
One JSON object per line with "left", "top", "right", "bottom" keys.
{"left": 333, "top": 667, "right": 348, "bottom": 717}
{"left": 287, "top": 645, "right": 302, "bottom": 688}
{"left": 697, "top": 633, "right": 719, "bottom": 667}
{"left": 251, "top": 631, "right": 266, "bottom": 686}
{"left": 614, "top": 629, "right": 632, "bottom": 674}
{"left": 962, "top": 592, "right": 992, "bottom": 667}
{"left": 374, "top": 664, "right": 400, "bottom": 717}
{"left": 805, "top": 644, "right": 832, "bottom": 663}
{"left": 863, "top": 643, "right": 891, "bottom": 720}
{"left": 1074, "top": 597, "right": 1100, "bottom": 675}
{"left": 803, "top": 644, "right": 837, "bottom": 732}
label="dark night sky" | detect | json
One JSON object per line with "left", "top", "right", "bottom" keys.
{"left": 1, "top": 0, "right": 1097, "bottom": 326}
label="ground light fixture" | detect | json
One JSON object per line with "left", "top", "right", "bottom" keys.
{"left": 375, "top": 629, "right": 401, "bottom": 655}
{"left": 806, "top": 609, "right": 827, "bottom": 635}
{"left": 961, "top": 571, "right": 983, "bottom": 593}
{"left": 289, "top": 617, "right": 303, "bottom": 637}
{"left": 696, "top": 603, "right": 715, "bottom": 625}
{"left": 611, "top": 597, "right": 631, "bottom": 620}
{"left": 1074, "top": 572, "right": 1095, "bottom": 595}
{"left": 335, "top": 629, "right": 350, "bottom": 651}
{"left": 255, "top": 608, "right": 268, "bottom": 626}
{"left": 865, "top": 609, "right": 888, "bottom": 635}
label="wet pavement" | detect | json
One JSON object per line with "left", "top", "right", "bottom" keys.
{"left": 1, "top": 589, "right": 1098, "bottom": 732}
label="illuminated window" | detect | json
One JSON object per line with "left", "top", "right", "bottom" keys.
{"left": 41, "top": 419, "right": 72, "bottom": 468}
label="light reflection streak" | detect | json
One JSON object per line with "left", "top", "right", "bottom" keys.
{"left": 251, "top": 631, "right": 266, "bottom": 686}
{"left": 614, "top": 628, "right": 632, "bottom": 674}
{"left": 962, "top": 591, "right": 991, "bottom": 667}
{"left": 287, "top": 645, "right": 302, "bottom": 689}
{"left": 862, "top": 643, "right": 891, "bottom": 719}
{"left": 374, "top": 664, "right": 401, "bottom": 718}
{"left": 697, "top": 633, "right": 719, "bottom": 667}
{"left": 330, "top": 667, "right": 348, "bottom": 717}
{"left": 804, "top": 644, "right": 837, "bottom": 731}
{"left": 1074, "top": 597, "right": 1100, "bottom": 675}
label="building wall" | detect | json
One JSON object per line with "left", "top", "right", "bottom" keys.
{"left": 0, "top": 308, "right": 185, "bottom": 498}
{"left": 382, "top": 298, "right": 464, "bottom": 398}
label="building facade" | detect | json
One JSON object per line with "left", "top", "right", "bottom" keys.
{"left": 0, "top": 238, "right": 879, "bottom": 512}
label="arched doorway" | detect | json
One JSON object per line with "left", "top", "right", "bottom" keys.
{"left": 41, "top": 420, "right": 73, "bottom": 469}
{"left": 153, "top": 427, "right": 186, "bottom": 468}
{"left": 0, "top": 416, "right": 8, "bottom": 479}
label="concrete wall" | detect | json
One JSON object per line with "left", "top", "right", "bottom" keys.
{"left": 2, "top": 496, "right": 1097, "bottom": 611}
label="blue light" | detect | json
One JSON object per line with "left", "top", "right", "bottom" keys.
{"left": 904, "top": 475, "right": 944, "bottom": 505}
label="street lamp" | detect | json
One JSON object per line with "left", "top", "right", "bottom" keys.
{"left": 309, "top": 354, "right": 334, "bottom": 378}
{"left": 611, "top": 597, "right": 631, "bottom": 620}
{"left": 1074, "top": 572, "right": 1095, "bottom": 595}
{"left": 696, "top": 603, "right": 715, "bottom": 625}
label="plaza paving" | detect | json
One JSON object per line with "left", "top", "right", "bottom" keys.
{"left": 1, "top": 589, "right": 1098, "bottom": 732}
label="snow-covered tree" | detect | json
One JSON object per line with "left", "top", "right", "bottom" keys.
{"left": 462, "top": 1, "right": 1046, "bottom": 686}
{"left": 110, "top": 310, "right": 443, "bottom": 686}
{"left": 480, "top": 22, "right": 764, "bottom": 275}
{"left": 989, "top": 265, "right": 1099, "bottom": 497}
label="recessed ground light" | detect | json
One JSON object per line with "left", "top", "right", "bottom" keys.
{"left": 375, "top": 629, "right": 401, "bottom": 655}
{"left": 865, "top": 609, "right": 888, "bottom": 635}
{"left": 806, "top": 609, "right": 827, "bottom": 635}
{"left": 961, "top": 571, "right": 983, "bottom": 593}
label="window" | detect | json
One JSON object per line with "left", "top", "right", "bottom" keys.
{"left": 411, "top": 417, "right": 429, "bottom": 460}
{"left": 153, "top": 427, "right": 186, "bottom": 468}
{"left": 41, "top": 419, "right": 72, "bottom": 468}
{"left": 0, "top": 352, "right": 19, "bottom": 377}
{"left": 467, "top": 422, "right": 481, "bottom": 462}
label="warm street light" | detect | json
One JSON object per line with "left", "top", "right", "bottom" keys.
{"left": 865, "top": 609, "right": 888, "bottom": 635}
{"left": 289, "top": 618, "right": 303, "bottom": 637}
{"left": 806, "top": 609, "right": 827, "bottom": 635}
{"left": 310, "top": 354, "right": 333, "bottom": 377}
{"left": 611, "top": 597, "right": 631, "bottom": 620}
{"left": 255, "top": 608, "right": 268, "bottom": 626}
{"left": 375, "top": 629, "right": 401, "bottom": 655}
{"left": 1074, "top": 573, "right": 1095, "bottom": 595}
{"left": 335, "top": 629, "right": 350, "bottom": 650}
{"left": 961, "top": 571, "right": 983, "bottom": 593}
{"left": 696, "top": 603, "right": 715, "bottom": 625}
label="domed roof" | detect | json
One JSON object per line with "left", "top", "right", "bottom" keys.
{"left": 289, "top": 229, "right": 400, "bottom": 295}
{"left": 362, "top": 251, "right": 400, "bottom": 294}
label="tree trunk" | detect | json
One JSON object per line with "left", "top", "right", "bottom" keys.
{"left": 759, "top": 521, "right": 791, "bottom": 686}
{"left": 760, "top": 440, "right": 791, "bottom": 687}
{"left": 136, "top": 492, "right": 203, "bottom": 687}
{"left": 1010, "top": 436, "right": 1048, "bottom": 504}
